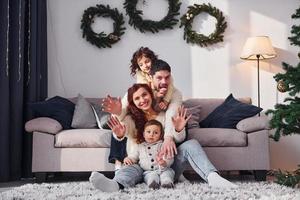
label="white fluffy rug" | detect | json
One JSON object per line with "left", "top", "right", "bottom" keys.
{"left": 0, "top": 181, "right": 299, "bottom": 200}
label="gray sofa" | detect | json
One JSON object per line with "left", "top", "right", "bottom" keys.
{"left": 25, "top": 97, "right": 270, "bottom": 181}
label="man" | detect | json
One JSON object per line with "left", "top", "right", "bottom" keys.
{"left": 93, "top": 59, "right": 237, "bottom": 192}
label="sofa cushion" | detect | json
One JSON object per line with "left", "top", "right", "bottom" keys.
{"left": 29, "top": 96, "right": 75, "bottom": 129}
{"left": 186, "top": 105, "right": 202, "bottom": 129}
{"left": 25, "top": 117, "right": 62, "bottom": 134}
{"left": 199, "top": 94, "right": 262, "bottom": 129}
{"left": 55, "top": 129, "right": 112, "bottom": 148}
{"left": 236, "top": 115, "right": 270, "bottom": 133}
{"left": 71, "top": 94, "right": 97, "bottom": 129}
{"left": 187, "top": 128, "right": 247, "bottom": 147}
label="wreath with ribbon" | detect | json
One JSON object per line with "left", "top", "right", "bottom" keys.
{"left": 180, "top": 3, "right": 227, "bottom": 47}
{"left": 80, "top": 4, "right": 126, "bottom": 49}
{"left": 124, "top": 0, "right": 181, "bottom": 33}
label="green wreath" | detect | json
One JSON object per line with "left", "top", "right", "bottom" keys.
{"left": 180, "top": 3, "right": 227, "bottom": 47}
{"left": 80, "top": 4, "right": 126, "bottom": 49}
{"left": 124, "top": 0, "right": 181, "bottom": 33}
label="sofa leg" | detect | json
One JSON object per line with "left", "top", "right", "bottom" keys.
{"left": 254, "top": 170, "right": 267, "bottom": 181}
{"left": 35, "top": 172, "right": 47, "bottom": 183}
{"left": 239, "top": 170, "right": 253, "bottom": 176}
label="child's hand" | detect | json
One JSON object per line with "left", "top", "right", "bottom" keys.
{"left": 102, "top": 95, "right": 122, "bottom": 115}
{"left": 123, "top": 157, "right": 134, "bottom": 166}
{"left": 158, "top": 100, "right": 169, "bottom": 111}
{"left": 108, "top": 116, "right": 126, "bottom": 139}
{"left": 172, "top": 105, "right": 192, "bottom": 132}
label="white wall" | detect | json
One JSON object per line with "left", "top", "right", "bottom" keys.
{"left": 47, "top": 0, "right": 300, "bottom": 170}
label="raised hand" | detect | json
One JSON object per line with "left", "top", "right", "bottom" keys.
{"left": 107, "top": 116, "right": 126, "bottom": 139}
{"left": 102, "top": 95, "right": 122, "bottom": 115}
{"left": 171, "top": 105, "right": 192, "bottom": 132}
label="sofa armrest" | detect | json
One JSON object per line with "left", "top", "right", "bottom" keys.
{"left": 236, "top": 114, "right": 270, "bottom": 133}
{"left": 25, "top": 117, "right": 62, "bottom": 135}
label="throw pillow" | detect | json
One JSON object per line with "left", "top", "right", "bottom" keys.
{"left": 186, "top": 105, "right": 202, "bottom": 129}
{"left": 199, "top": 94, "right": 262, "bottom": 129}
{"left": 25, "top": 117, "right": 63, "bottom": 134}
{"left": 236, "top": 114, "right": 270, "bottom": 132}
{"left": 71, "top": 94, "right": 97, "bottom": 129}
{"left": 29, "top": 96, "right": 75, "bottom": 129}
{"left": 91, "top": 103, "right": 111, "bottom": 130}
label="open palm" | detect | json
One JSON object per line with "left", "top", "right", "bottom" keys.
{"left": 102, "top": 95, "right": 122, "bottom": 115}
{"left": 107, "top": 116, "right": 126, "bottom": 138}
{"left": 171, "top": 105, "right": 192, "bottom": 132}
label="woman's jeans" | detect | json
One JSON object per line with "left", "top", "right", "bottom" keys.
{"left": 113, "top": 139, "right": 216, "bottom": 188}
{"left": 108, "top": 135, "right": 127, "bottom": 163}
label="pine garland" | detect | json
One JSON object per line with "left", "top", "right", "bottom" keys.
{"left": 80, "top": 4, "right": 126, "bottom": 49}
{"left": 124, "top": 0, "right": 181, "bottom": 33}
{"left": 179, "top": 3, "right": 227, "bottom": 47}
{"left": 271, "top": 165, "right": 300, "bottom": 188}
{"left": 266, "top": 6, "right": 300, "bottom": 188}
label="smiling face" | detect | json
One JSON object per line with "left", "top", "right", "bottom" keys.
{"left": 137, "top": 55, "right": 152, "bottom": 74}
{"left": 151, "top": 70, "right": 171, "bottom": 97}
{"left": 132, "top": 87, "right": 153, "bottom": 111}
{"left": 143, "top": 124, "right": 162, "bottom": 144}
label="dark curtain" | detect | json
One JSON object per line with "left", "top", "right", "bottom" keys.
{"left": 0, "top": 0, "right": 47, "bottom": 182}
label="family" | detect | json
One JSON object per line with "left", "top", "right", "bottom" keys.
{"left": 89, "top": 47, "right": 237, "bottom": 192}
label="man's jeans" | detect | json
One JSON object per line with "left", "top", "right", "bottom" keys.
{"left": 113, "top": 139, "right": 216, "bottom": 188}
{"left": 172, "top": 139, "right": 216, "bottom": 182}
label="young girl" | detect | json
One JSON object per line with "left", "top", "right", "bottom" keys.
{"left": 123, "top": 119, "right": 175, "bottom": 189}
{"left": 130, "top": 47, "right": 174, "bottom": 111}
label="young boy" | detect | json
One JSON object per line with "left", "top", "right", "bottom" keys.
{"left": 115, "top": 119, "right": 175, "bottom": 189}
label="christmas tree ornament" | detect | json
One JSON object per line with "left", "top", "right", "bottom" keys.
{"left": 277, "top": 80, "right": 288, "bottom": 93}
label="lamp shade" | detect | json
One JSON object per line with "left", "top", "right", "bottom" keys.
{"left": 240, "top": 36, "right": 276, "bottom": 60}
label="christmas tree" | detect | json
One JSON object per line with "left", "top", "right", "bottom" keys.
{"left": 266, "top": 7, "right": 300, "bottom": 188}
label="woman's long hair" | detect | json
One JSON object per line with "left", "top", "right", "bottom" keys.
{"left": 127, "top": 83, "right": 156, "bottom": 143}
{"left": 129, "top": 47, "right": 158, "bottom": 77}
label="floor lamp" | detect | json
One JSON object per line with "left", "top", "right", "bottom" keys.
{"left": 240, "top": 36, "right": 277, "bottom": 114}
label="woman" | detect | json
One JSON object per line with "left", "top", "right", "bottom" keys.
{"left": 89, "top": 84, "right": 237, "bottom": 192}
